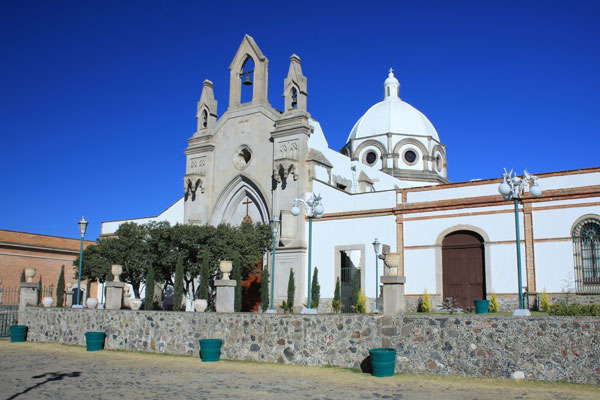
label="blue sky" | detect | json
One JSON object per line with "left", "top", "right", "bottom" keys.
{"left": 1, "top": 0, "right": 599, "bottom": 240}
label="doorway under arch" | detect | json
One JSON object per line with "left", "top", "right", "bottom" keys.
{"left": 442, "top": 231, "right": 486, "bottom": 310}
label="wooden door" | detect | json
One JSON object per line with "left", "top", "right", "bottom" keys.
{"left": 442, "top": 231, "right": 485, "bottom": 310}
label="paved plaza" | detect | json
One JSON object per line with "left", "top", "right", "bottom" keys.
{"left": 0, "top": 341, "right": 597, "bottom": 400}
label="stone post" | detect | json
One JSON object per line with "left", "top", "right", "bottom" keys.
{"left": 381, "top": 275, "right": 406, "bottom": 315}
{"left": 18, "top": 282, "right": 39, "bottom": 324}
{"left": 105, "top": 282, "right": 125, "bottom": 310}
{"left": 214, "top": 280, "right": 236, "bottom": 313}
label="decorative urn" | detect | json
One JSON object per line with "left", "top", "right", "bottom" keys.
{"left": 383, "top": 254, "right": 402, "bottom": 276}
{"left": 219, "top": 260, "right": 233, "bottom": 280}
{"left": 42, "top": 296, "right": 54, "bottom": 307}
{"left": 25, "top": 268, "right": 36, "bottom": 283}
{"left": 129, "top": 298, "right": 142, "bottom": 310}
{"left": 86, "top": 298, "right": 98, "bottom": 309}
{"left": 194, "top": 299, "right": 208, "bottom": 312}
{"left": 111, "top": 265, "right": 123, "bottom": 282}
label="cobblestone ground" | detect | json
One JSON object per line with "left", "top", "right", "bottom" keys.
{"left": 0, "top": 341, "right": 597, "bottom": 400}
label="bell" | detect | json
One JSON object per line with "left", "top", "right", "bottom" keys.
{"left": 242, "top": 73, "right": 252, "bottom": 86}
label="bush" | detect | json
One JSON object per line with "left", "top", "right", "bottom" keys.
{"left": 419, "top": 289, "right": 432, "bottom": 313}
{"left": 311, "top": 267, "right": 320, "bottom": 309}
{"left": 233, "top": 253, "right": 242, "bottom": 312}
{"left": 144, "top": 263, "right": 155, "bottom": 310}
{"left": 56, "top": 265, "right": 65, "bottom": 307}
{"left": 173, "top": 255, "right": 184, "bottom": 311}
{"left": 489, "top": 293, "right": 499, "bottom": 313}
{"left": 332, "top": 277, "right": 341, "bottom": 313}
{"left": 281, "top": 269, "right": 295, "bottom": 313}
{"left": 198, "top": 252, "right": 209, "bottom": 300}
{"left": 353, "top": 290, "right": 367, "bottom": 313}
{"left": 261, "top": 268, "right": 269, "bottom": 312}
{"left": 548, "top": 303, "right": 600, "bottom": 316}
{"left": 540, "top": 289, "right": 551, "bottom": 312}
{"left": 351, "top": 270, "right": 360, "bottom": 313}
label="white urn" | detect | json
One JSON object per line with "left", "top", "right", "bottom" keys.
{"left": 129, "top": 298, "right": 142, "bottom": 310}
{"left": 193, "top": 299, "right": 208, "bottom": 312}
{"left": 42, "top": 296, "right": 54, "bottom": 307}
{"left": 111, "top": 265, "right": 123, "bottom": 282}
{"left": 86, "top": 298, "right": 98, "bottom": 309}
{"left": 219, "top": 260, "right": 233, "bottom": 280}
{"left": 383, "top": 254, "right": 402, "bottom": 276}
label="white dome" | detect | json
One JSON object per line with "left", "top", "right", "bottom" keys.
{"left": 347, "top": 70, "right": 439, "bottom": 142}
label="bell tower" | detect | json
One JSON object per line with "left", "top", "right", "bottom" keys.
{"left": 228, "top": 34, "right": 269, "bottom": 109}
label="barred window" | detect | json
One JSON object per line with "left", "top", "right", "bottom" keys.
{"left": 572, "top": 218, "right": 600, "bottom": 294}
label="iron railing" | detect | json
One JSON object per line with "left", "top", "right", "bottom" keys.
{"left": 0, "top": 286, "right": 19, "bottom": 337}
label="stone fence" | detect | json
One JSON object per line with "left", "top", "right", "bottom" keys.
{"left": 19, "top": 307, "right": 600, "bottom": 384}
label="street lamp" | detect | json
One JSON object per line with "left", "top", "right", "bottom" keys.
{"left": 266, "top": 215, "right": 280, "bottom": 313}
{"left": 372, "top": 238, "right": 381, "bottom": 313}
{"left": 291, "top": 193, "right": 324, "bottom": 314}
{"left": 498, "top": 169, "right": 542, "bottom": 315}
{"left": 74, "top": 216, "right": 89, "bottom": 308}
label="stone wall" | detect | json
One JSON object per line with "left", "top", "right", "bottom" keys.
{"left": 19, "top": 307, "right": 600, "bottom": 384}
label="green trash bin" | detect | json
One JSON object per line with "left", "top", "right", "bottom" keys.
{"left": 85, "top": 332, "right": 106, "bottom": 351}
{"left": 10, "top": 325, "right": 28, "bottom": 342}
{"left": 199, "top": 339, "right": 223, "bottom": 362}
{"left": 474, "top": 299, "right": 490, "bottom": 314}
{"left": 369, "top": 347, "right": 396, "bottom": 377}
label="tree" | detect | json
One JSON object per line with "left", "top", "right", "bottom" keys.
{"left": 37, "top": 276, "right": 42, "bottom": 305}
{"left": 351, "top": 268, "right": 360, "bottom": 313}
{"left": 233, "top": 253, "right": 242, "bottom": 312}
{"left": 144, "top": 263, "right": 156, "bottom": 310}
{"left": 282, "top": 269, "right": 295, "bottom": 313}
{"left": 56, "top": 265, "right": 65, "bottom": 307}
{"left": 198, "top": 251, "right": 210, "bottom": 300}
{"left": 311, "top": 267, "right": 320, "bottom": 309}
{"left": 332, "top": 277, "right": 341, "bottom": 313}
{"left": 20, "top": 269, "right": 25, "bottom": 283}
{"left": 260, "top": 268, "right": 269, "bottom": 312}
{"left": 173, "top": 254, "right": 184, "bottom": 311}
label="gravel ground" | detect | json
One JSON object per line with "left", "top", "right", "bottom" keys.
{"left": 0, "top": 341, "right": 597, "bottom": 400}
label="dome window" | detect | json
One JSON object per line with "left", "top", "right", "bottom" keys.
{"left": 436, "top": 154, "right": 442, "bottom": 171}
{"left": 403, "top": 149, "right": 418, "bottom": 165}
{"left": 363, "top": 150, "right": 378, "bottom": 166}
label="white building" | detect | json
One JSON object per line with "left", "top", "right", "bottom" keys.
{"left": 102, "top": 35, "right": 600, "bottom": 312}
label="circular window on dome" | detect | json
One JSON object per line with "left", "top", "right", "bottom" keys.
{"left": 403, "top": 149, "right": 418, "bottom": 165}
{"left": 364, "top": 151, "right": 378, "bottom": 166}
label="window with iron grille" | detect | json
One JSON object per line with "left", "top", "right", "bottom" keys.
{"left": 572, "top": 217, "right": 600, "bottom": 294}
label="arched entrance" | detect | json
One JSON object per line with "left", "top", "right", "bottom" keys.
{"left": 442, "top": 231, "right": 486, "bottom": 310}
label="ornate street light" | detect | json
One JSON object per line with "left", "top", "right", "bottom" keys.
{"left": 291, "top": 193, "right": 324, "bottom": 314}
{"left": 266, "top": 215, "right": 280, "bottom": 313}
{"left": 74, "top": 216, "right": 89, "bottom": 308}
{"left": 498, "top": 169, "right": 542, "bottom": 315}
{"left": 372, "top": 238, "right": 382, "bottom": 313}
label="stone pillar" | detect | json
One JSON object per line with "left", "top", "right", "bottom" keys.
{"left": 214, "top": 280, "right": 236, "bottom": 313}
{"left": 18, "top": 282, "right": 39, "bottom": 324}
{"left": 65, "top": 291, "right": 73, "bottom": 307}
{"left": 105, "top": 282, "right": 125, "bottom": 310}
{"left": 381, "top": 275, "right": 406, "bottom": 315}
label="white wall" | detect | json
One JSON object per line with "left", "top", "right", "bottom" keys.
{"left": 101, "top": 197, "right": 184, "bottom": 235}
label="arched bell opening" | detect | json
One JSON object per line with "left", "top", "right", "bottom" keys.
{"left": 240, "top": 56, "right": 255, "bottom": 104}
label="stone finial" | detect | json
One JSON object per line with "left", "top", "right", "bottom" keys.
{"left": 25, "top": 268, "right": 36, "bottom": 283}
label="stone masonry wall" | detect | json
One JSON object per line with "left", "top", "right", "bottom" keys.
{"left": 20, "top": 307, "right": 600, "bottom": 384}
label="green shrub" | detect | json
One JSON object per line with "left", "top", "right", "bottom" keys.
{"left": 419, "top": 290, "right": 431, "bottom": 313}
{"left": 261, "top": 268, "right": 269, "bottom": 312}
{"left": 173, "top": 255, "right": 184, "bottom": 311}
{"left": 144, "top": 263, "right": 155, "bottom": 310}
{"left": 20, "top": 269, "right": 26, "bottom": 283}
{"left": 311, "top": 267, "right": 320, "bottom": 309}
{"left": 351, "top": 270, "right": 360, "bottom": 313}
{"left": 332, "top": 277, "right": 341, "bottom": 313}
{"left": 56, "top": 265, "right": 65, "bottom": 307}
{"left": 548, "top": 303, "right": 600, "bottom": 316}
{"left": 540, "top": 289, "right": 551, "bottom": 312}
{"left": 353, "top": 290, "right": 367, "bottom": 313}
{"left": 198, "top": 252, "right": 209, "bottom": 300}
{"left": 281, "top": 269, "right": 295, "bottom": 313}
{"left": 489, "top": 293, "right": 499, "bottom": 313}
{"left": 233, "top": 253, "right": 242, "bottom": 312}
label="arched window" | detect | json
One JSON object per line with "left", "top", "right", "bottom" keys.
{"left": 240, "top": 56, "right": 255, "bottom": 104}
{"left": 572, "top": 217, "right": 600, "bottom": 293}
{"left": 201, "top": 110, "right": 208, "bottom": 128}
{"left": 291, "top": 87, "right": 298, "bottom": 108}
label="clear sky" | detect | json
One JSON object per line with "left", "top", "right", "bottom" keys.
{"left": 1, "top": 0, "right": 599, "bottom": 241}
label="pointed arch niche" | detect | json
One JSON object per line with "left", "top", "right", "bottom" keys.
{"left": 210, "top": 175, "right": 270, "bottom": 225}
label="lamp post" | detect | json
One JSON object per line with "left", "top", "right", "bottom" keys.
{"left": 498, "top": 169, "right": 542, "bottom": 315}
{"left": 291, "top": 193, "right": 324, "bottom": 314}
{"left": 266, "top": 215, "right": 280, "bottom": 313}
{"left": 372, "top": 238, "right": 382, "bottom": 313}
{"left": 74, "top": 216, "right": 89, "bottom": 308}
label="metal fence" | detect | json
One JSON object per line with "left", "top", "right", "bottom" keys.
{"left": 573, "top": 235, "right": 600, "bottom": 295}
{"left": 0, "top": 286, "right": 19, "bottom": 337}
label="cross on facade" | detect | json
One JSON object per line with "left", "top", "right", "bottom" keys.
{"left": 242, "top": 198, "right": 253, "bottom": 223}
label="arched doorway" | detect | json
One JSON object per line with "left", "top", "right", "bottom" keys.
{"left": 442, "top": 231, "right": 486, "bottom": 310}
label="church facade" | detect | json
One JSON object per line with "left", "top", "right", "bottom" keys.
{"left": 101, "top": 35, "right": 600, "bottom": 311}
